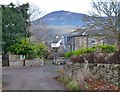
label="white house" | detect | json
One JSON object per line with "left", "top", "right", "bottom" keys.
{"left": 51, "top": 39, "right": 62, "bottom": 48}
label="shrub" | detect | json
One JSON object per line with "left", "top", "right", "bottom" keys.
{"left": 57, "top": 76, "right": 81, "bottom": 90}
{"left": 105, "top": 51, "right": 120, "bottom": 64}
{"left": 84, "top": 53, "right": 95, "bottom": 63}
{"left": 72, "top": 48, "right": 96, "bottom": 57}
{"left": 86, "top": 52, "right": 120, "bottom": 64}
{"left": 65, "top": 51, "right": 73, "bottom": 58}
{"left": 65, "top": 45, "right": 116, "bottom": 58}
{"left": 70, "top": 55, "right": 85, "bottom": 63}
{"left": 65, "top": 45, "right": 116, "bottom": 64}
{"left": 34, "top": 43, "right": 48, "bottom": 59}
{"left": 95, "top": 45, "right": 116, "bottom": 53}
{"left": 9, "top": 38, "right": 34, "bottom": 59}
{"left": 73, "top": 50, "right": 82, "bottom": 56}
{"left": 67, "top": 80, "right": 81, "bottom": 90}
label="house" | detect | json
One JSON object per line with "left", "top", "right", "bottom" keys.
{"left": 50, "top": 36, "right": 69, "bottom": 57}
{"left": 62, "top": 28, "right": 116, "bottom": 52}
{"left": 51, "top": 39, "right": 62, "bottom": 48}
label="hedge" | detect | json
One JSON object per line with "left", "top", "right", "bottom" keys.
{"left": 65, "top": 45, "right": 116, "bottom": 58}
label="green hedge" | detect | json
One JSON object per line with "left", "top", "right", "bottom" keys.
{"left": 64, "top": 51, "right": 73, "bottom": 58}
{"left": 94, "top": 45, "right": 116, "bottom": 53}
{"left": 65, "top": 45, "right": 116, "bottom": 58}
{"left": 73, "top": 48, "right": 96, "bottom": 56}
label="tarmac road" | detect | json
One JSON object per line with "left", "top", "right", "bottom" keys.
{"left": 2, "top": 64, "right": 65, "bottom": 90}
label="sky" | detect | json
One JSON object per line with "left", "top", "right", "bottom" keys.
{"left": 0, "top": 0, "right": 92, "bottom": 19}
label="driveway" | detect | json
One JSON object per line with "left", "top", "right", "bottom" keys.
{"left": 2, "top": 64, "right": 65, "bottom": 90}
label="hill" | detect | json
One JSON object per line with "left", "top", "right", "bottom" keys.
{"left": 32, "top": 10, "right": 87, "bottom": 27}
{"left": 31, "top": 11, "right": 88, "bottom": 43}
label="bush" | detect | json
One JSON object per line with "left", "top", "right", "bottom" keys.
{"left": 33, "top": 43, "right": 48, "bottom": 59}
{"left": 85, "top": 52, "right": 120, "bottom": 64}
{"left": 70, "top": 55, "right": 85, "bottom": 63}
{"left": 65, "top": 45, "right": 116, "bottom": 58}
{"left": 73, "top": 50, "right": 82, "bottom": 56}
{"left": 105, "top": 51, "right": 120, "bottom": 64}
{"left": 57, "top": 76, "right": 81, "bottom": 90}
{"left": 84, "top": 53, "right": 95, "bottom": 63}
{"left": 73, "top": 48, "right": 95, "bottom": 56}
{"left": 65, "top": 48, "right": 96, "bottom": 58}
{"left": 67, "top": 80, "right": 81, "bottom": 90}
{"left": 65, "top": 51, "right": 73, "bottom": 58}
{"left": 65, "top": 45, "right": 116, "bottom": 64}
{"left": 9, "top": 38, "right": 34, "bottom": 58}
{"left": 95, "top": 45, "right": 116, "bottom": 53}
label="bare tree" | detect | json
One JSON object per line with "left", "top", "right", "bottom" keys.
{"left": 28, "top": 4, "right": 42, "bottom": 21}
{"left": 85, "top": 0, "right": 120, "bottom": 51}
{"left": 27, "top": 4, "right": 49, "bottom": 43}
{"left": 30, "top": 23, "right": 49, "bottom": 43}
{"left": 15, "top": 0, "right": 48, "bottom": 42}
{"left": 18, "top": 2, "right": 49, "bottom": 43}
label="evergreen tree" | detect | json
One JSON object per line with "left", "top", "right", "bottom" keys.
{"left": 1, "top": 3, "right": 31, "bottom": 53}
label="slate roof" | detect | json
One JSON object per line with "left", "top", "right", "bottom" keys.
{"left": 52, "top": 38, "right": 60, "bottom": 43}
{"left": 66, "top": 37, "right": 75, "bottom": 45}
{"left": 65, "top": 28, "right": 116, "bottom": 45}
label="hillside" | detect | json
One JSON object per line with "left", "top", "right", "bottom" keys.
{"left": 31, "top": 11, "right": 88, "bottom": 43}
{"left": 32, "top": 10, "right": 87, "bottom": 27}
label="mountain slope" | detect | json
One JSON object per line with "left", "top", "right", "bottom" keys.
{"left": 31, "top": 11, "right": 88, "bottom": 43}
{"left": 32, "top": 10, "right": 88, "bottom": 27}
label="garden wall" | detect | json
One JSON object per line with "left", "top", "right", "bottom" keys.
{"left": 63, "top": 62, "right": 119, "bottom": 86}
{"left": 9, "top": 58, "right": 43, "bottom": 67}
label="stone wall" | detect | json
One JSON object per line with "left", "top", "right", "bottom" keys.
{"left": 63, "top": 62, "right": 119, "bottom": 86}
{"left": 9, "top": 58, "right": 43, "bottom": 67}
{"left": 9, "top": 55, "right": 20, "bottom": 62}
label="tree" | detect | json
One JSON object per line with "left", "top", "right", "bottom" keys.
{"left": 34, "top": 43, "right": 48, "bottom": 58}
{"left": 85, "top": 0, "right": 120, "bottom": 51}
{"left": 9, "top": 38, "right": 48, "bottom": 66}
{"left": 9, "top": 38, "right": 34, "bottom": 66}
{"left": 1, "top": 3, "right": 30, "bottom": 53}
{"left": 35, "top": 43, "right": 48, "bottom": 65}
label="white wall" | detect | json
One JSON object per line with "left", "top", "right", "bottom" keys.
{"left": 51, "top": 40, "right": 62, "bottom": 48}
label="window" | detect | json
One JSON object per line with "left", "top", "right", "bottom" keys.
{"left": 91, "top": 40, "right": 96, "bottom": 43}
{"left": 90, "top": 38, "right": 97, "bottom": 44}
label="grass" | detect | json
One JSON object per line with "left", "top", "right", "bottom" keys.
{"left": 55, "top": 75, "right": 119, "bottom": 91}
{"left": 67, "top": 80, "right": 81, "bottom": 90}
{"left": 55, "top": 76, "right": 81, "bottom": 90}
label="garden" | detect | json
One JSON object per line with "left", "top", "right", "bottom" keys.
{"left": 5, "top": 38, "right": 48, "bottom": 66}
{"left": 55, "top": 45, "right": 120, "bottom": 91}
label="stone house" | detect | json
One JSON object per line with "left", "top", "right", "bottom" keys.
{"left": 62, "top": 28, "right": 116, "bottom": 52}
